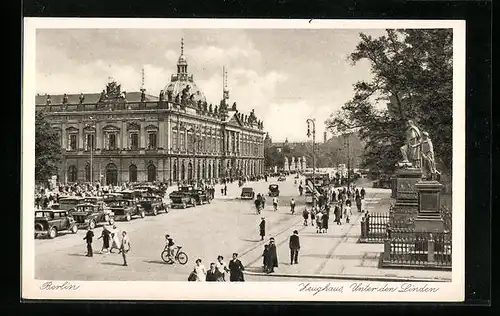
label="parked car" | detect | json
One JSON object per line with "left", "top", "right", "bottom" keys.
{"left": 240, "top": 187, "right": 255, "bottom": 200}
{"left": 138, "top": 196, "right": 169, "bottom": 216}
{"left": 193, "top": 188, "right": 211, "bottom": 205}
{"left": 83, "top": 196, "right": 107, "bottom": 209}
{"left": 107, "top": 199, "right": 145, "bottom": 221}
{"left": 70, "top": 203, "right": 115, "bottom": 229}
{"left": 35, "top": 210, "right": 78, "bottom": 239}
{"left": 268, "top": 184, "right": 280, "bottom": 197}
{"left": 102, "top": 193, "right": 123, "bottom": 204}
{"left": 134, "top": 185, "right": 165, "bottom": 197}
{"left": 169, "top": 187, "right": 196, "bottom": 209}
{"left": 277, "top": 175, "right": 286, "bottom": 181}
{"left": 57, "top": 197, "right": 85, "bottom": 212}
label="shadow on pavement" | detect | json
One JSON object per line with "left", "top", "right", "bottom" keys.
{"left": 240, "top": 238, "right": 262, "bottom": 243}
{"left": 143, "top": 260, "right": 169, "bottom": 265}
{"left": 244, "top": 266, "right": 265, "bottom": 273}
{"left": 101, "top": 262, "right": 125, "bottom": 266}
{"left": 67, "top": 253, "right": 88, "bottom": 257}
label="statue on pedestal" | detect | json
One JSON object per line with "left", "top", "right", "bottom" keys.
{"left": 420, "top": 131, "right": 440, "bottom": 180}
{"left": 159, "top": 90, "right": 165, "bottom": 102}
{"left": 79, "top": 93, "right": 85, "bottom": 104}
{"left": 400, "top": 119, "right": 422, "bottom": 168}
{"left": 284, "top": 156, "right": 289, "bottom": 171}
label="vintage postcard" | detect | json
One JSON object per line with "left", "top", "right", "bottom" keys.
{"left": 22, "top": 18, "right": 465, "bottom": 301}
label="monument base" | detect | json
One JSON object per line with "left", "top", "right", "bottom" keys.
{"left": 414, "top": 216, "right": 445, "bottom": 233}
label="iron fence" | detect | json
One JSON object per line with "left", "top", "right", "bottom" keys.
{"left": 383, "top": 231, "right": 452, "bottom": 269}
{"left": 360, "top": 212, "right": 390, "bottom": 243}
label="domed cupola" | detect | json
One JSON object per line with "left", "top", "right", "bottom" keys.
{"left": 164, "top": 38, "right": 207, "bottom": 105}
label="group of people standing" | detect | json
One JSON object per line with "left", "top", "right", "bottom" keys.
{"left": 188, "top": 253, "right": 245, "bottom": 282}
{"left": 83, "top": 225, "right": 131, "bottom": 266}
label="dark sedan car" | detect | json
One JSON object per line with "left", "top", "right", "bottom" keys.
{"left": 240, "top": 187, "right": 255, "bottom": 200}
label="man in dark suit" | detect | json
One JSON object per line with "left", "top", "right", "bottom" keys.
{"left": 289, "top": 230, "right": 300, "bottom": 265}
{"left": 259, "top": 217, "right": 266, "bottom": 240}
{"left": 83, "top": 228, "right": 94, "bottom": 257}
{"left": 206, "top": 262, "right": 219, "bottom": 281}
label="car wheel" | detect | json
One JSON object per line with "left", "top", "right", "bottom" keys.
{"left": 71, "top": 225, "right": 78, "bottom": 234}
{"left": 140, "top": 211, "right": 145, "bottom": 218}
{"left": 126, "top": 213, "right": 132, "bottom": 221}
{"left": 89, "top": 220, "right": 96, "bottom": 229}
{"left": 48, "top": 227, "right": 57, "bottom": 239}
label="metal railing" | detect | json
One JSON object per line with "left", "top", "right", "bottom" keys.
{"left": 360, "top": 212, "right": 391, "bottom": 243}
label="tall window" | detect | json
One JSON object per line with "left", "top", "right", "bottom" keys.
{"left": 180, "top": 132, "right": 185, "bottom": 151}
{"left": 148, "top": 132, "right": 157, "bottom": 149}
{"left": 85, "top": 164, "right": 91, "bottom": 182}
{"left": 187, "top": 133, "right": 193, "bottom": 152}
{"left": 109, "top": 133, "right": 117, "bottom": 150}
{"left": 172, "top": 163, "right": 177, "bottom": 181}
{"left": 130, "top": 133, "right": 139, "bottom": 150}
{"left": 129, "top": 164, "right": 137, "bottom": 182}
{"left": 172, "top": 131, "right": 178, "bottom": 150}
{"left": 86, "top": 134, "right": 95, "bottom": 151}
{"left": 69, "top": 134, "right": 77, "bottom": 151}
{"left": 147, "top": 164, "right": 156, "bottom": 182}
{"left": 68, "top": 165, "right": 78, "bottom": 182}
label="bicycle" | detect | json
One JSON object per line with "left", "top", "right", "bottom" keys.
{"left": 161, "top": 245, "right": 189, "bottom": 265}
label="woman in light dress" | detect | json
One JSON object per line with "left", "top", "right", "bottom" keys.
{"left": 109, "top": 225, "right": 121, "bottom": 253}
{"left": 193, "top": 259, "right": 207, "bottom": 282}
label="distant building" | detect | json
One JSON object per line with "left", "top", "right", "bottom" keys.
{"left": 273, "top": 138, "right": 308, "bottom": 153}
{"left": 35, "top": 39, "right": 266, "bottom": 185}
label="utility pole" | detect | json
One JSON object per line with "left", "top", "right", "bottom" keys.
{"left": 306, "top": 118, "right": 316, "bottom": 209}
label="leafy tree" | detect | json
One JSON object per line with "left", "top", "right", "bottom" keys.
{"left": 326, "top": 29, "right": 452, "bottom": 175}
{"left": 35, "top": 111, "right": 62, "bottom": 182}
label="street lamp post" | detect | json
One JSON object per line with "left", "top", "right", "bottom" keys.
{"left": 306, "top": 118, "right": 316, "bottom": 209}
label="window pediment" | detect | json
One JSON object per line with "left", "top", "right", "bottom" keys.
{"left": 127, "top": 122, "right": 141, "bottom": 131}
{"left": 145, "top": 124, "right": 158, "bottom": 131}
{"left": 66, "top": 126, "right": 79, "bottom": 133}
{"left": 103, "top": 124, "right": 120, "bottom": 132}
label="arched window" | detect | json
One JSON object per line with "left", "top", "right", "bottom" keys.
{"left": 85, "top": 163, "right": 91, "bottom": 182}
{"left": 105, "top": 163, "right": 118, "bottom": 186}
{"left": 181, "top": 163, "right": 186, "bottom": 180}
{"left": 197, "top": 161, "right": 201, "bottom": 179}
{"left": 172, "top": 162, "right": 177, "bottom": 181}
{"left": 129, "top": 164, "right": 137, "bottom": 183}
{"left": 68, "top": 165, "right": 78, "bottom": 183}
{"left": 147, "top": 164, "right": 156, "bottom": 182}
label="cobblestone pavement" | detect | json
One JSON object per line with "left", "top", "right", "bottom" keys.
{"left": 34, "top": 176, "right": 451, "bottom": 282}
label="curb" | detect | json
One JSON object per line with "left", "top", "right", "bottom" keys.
{"left": 243, "top": 270, "right": 451, "bottom": 282}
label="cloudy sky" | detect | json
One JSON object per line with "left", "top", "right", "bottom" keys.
{"left": 36, "top": 28, "right": 385, "bottom": 142}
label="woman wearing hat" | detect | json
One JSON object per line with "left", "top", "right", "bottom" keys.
{"left": 109, "top": 224, "right": 121, "bottom": 253}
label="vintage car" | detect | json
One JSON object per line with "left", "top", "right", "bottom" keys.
{"left": 82, "top": 196, "right": 107, "bottom": 209}
{"left": 138, "top": 196, "right": 169, "bottom": 216}
{"left": 240, "top": 187, "right": 255, "bottom": 200}
{"left": 35, "top": 210, "right": 78, "bottom": 239}
{"left": 119, "top": 189, "right": 145, "bottom": 201}
{"left": 134, "top": 185, "right": 166, "bottom": 197}
{"left": 106, "top": 199, "right": 144, "bottom": 221}
{"left": 277, "top": 175, "right": 286, "bottom": 181}
{"left": 102, "top": 193, "right": 123, "bottom": 204}
{"left": 57, "top": 197, "right": 85, "bottom": 212}
{"left": 70, "top": 203, "right": 115, "bottom": 229}
{"left": 194, "top": 188, "right": 211, "bottom": 205}
{"left": 169, "top": 186, "right": 197, "bottom": 209}
{"left": 268, "top": 184, "right": 280, "bottom": 197}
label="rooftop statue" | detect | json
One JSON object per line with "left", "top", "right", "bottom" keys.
{"left": 209, "top": 103, "right": 213, "bottom": 114}
{"left": 46, "top": 94, "right": 51, "bottom": 105}
{"left": 62, "top": 93, "right": 68, "bottom": 104}
{"left": 79, "top": 93, "right": 85, "bottom": 104}
{"left": 231, "top": 102, "right": 237, "bottom": 111}
{"left": 166, "top": 90, "right": 173, "bottom": 102}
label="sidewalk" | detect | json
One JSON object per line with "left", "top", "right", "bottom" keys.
{"left": 242, "top": 190, "right": 452, "bottom": 282}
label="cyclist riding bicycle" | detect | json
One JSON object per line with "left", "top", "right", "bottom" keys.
{"left": 165, "top": 234, "right": 175, "bottom": 258}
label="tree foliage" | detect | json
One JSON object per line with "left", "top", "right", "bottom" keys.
{"left": 326, "top": 29, "right": 453, "bottom": 175}
{"left": 35, "top": 111, "right": 62, "bottom": 182}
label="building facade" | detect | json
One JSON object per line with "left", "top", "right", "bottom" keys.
{"left": 35, "top": 41, "right": 266, "bottom": 185}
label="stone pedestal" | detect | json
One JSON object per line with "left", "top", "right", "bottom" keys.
{"left": 391, "top": 167, "right": 422, "bottom": 228}
{"left": 414, "top": 180, "right": 445, "bottom": 233}
{"left": 390, "top": 175, "right": 397, "bottom": 199}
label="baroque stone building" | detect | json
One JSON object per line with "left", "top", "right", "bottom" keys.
{"left": 35, "top": 40, "right": 266, "bottom": 185}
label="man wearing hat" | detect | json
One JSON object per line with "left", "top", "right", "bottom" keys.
{"left": 289, "top": 230, "right": 300, "bottom": 265}
{"left": 259, "top": 217, "right": 266, "bottom": 241}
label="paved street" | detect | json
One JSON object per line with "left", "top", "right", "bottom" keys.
{"left": 35, "top": 176, "right": 451, "bottom": 282}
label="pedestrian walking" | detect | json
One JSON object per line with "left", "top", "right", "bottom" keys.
{"left": 206, "top": 262, "right": 219, "bottom": 281}
{"left": 193, "top": 259, "right": 207, "bottom": 282}
{"left": 216, "top": 255, "right": 229, "bottom": 281}
{"left": 228, "top": 253, "right": 245, "bottom": 282}
{"left": 289, "top": 230, "right": 300, "bottom": 265}
{"left": 334, "top": 204, "right": 342, "bottom": 225}
{"left": 322, "top": 212, "right": 329, "bottom": 233}
{"left": 310, "top": 209, "right": 316, "bottom": 226}
{"left": 272, "top": 197, "right": 278, "bottom": 211}
{"left": 262, "top": 244, "right": 270, "bottom": 272}
{"left": 109, "top": 225, "right": 120, "bottom": 253}
{"left": 83, "top": 227, "right": 94, "bottom": 257}
{"left": 224, "top": 184, "right": 227, "bottom": 196}
{"left": 355, "top": 195, "right": 362, "bottom": 212}
{"left": 290, "top": 198, "right": 296, "bottom": 214}
{"left": 316, "top": 211, "right": 323, "bottom": 233}
{"left": 119, "top": 231, "right": 130, "bottom": 266}
{"left": 360, "top": 187, "right": 366, "bottom": 199}
{"left": 302, "top": 208, "right": 309, "bottom": 226}
{"left": 267, "top": 237, "right": 278, "bottom": 273}
{"left": 259, "top": 217, "right": 266, "bottom": 240}
{"left": 98, "top": 226, "right": 111, "bottom": 254}
{"left": 344, "top": 203, "right": 352, "bottom": 224}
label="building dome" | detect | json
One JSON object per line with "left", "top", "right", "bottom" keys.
{"left": 164, "top": 80, "right": 206, "bottom": 104}
{"left": 164, "top": 38, "right": 206, "bottom": 105}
